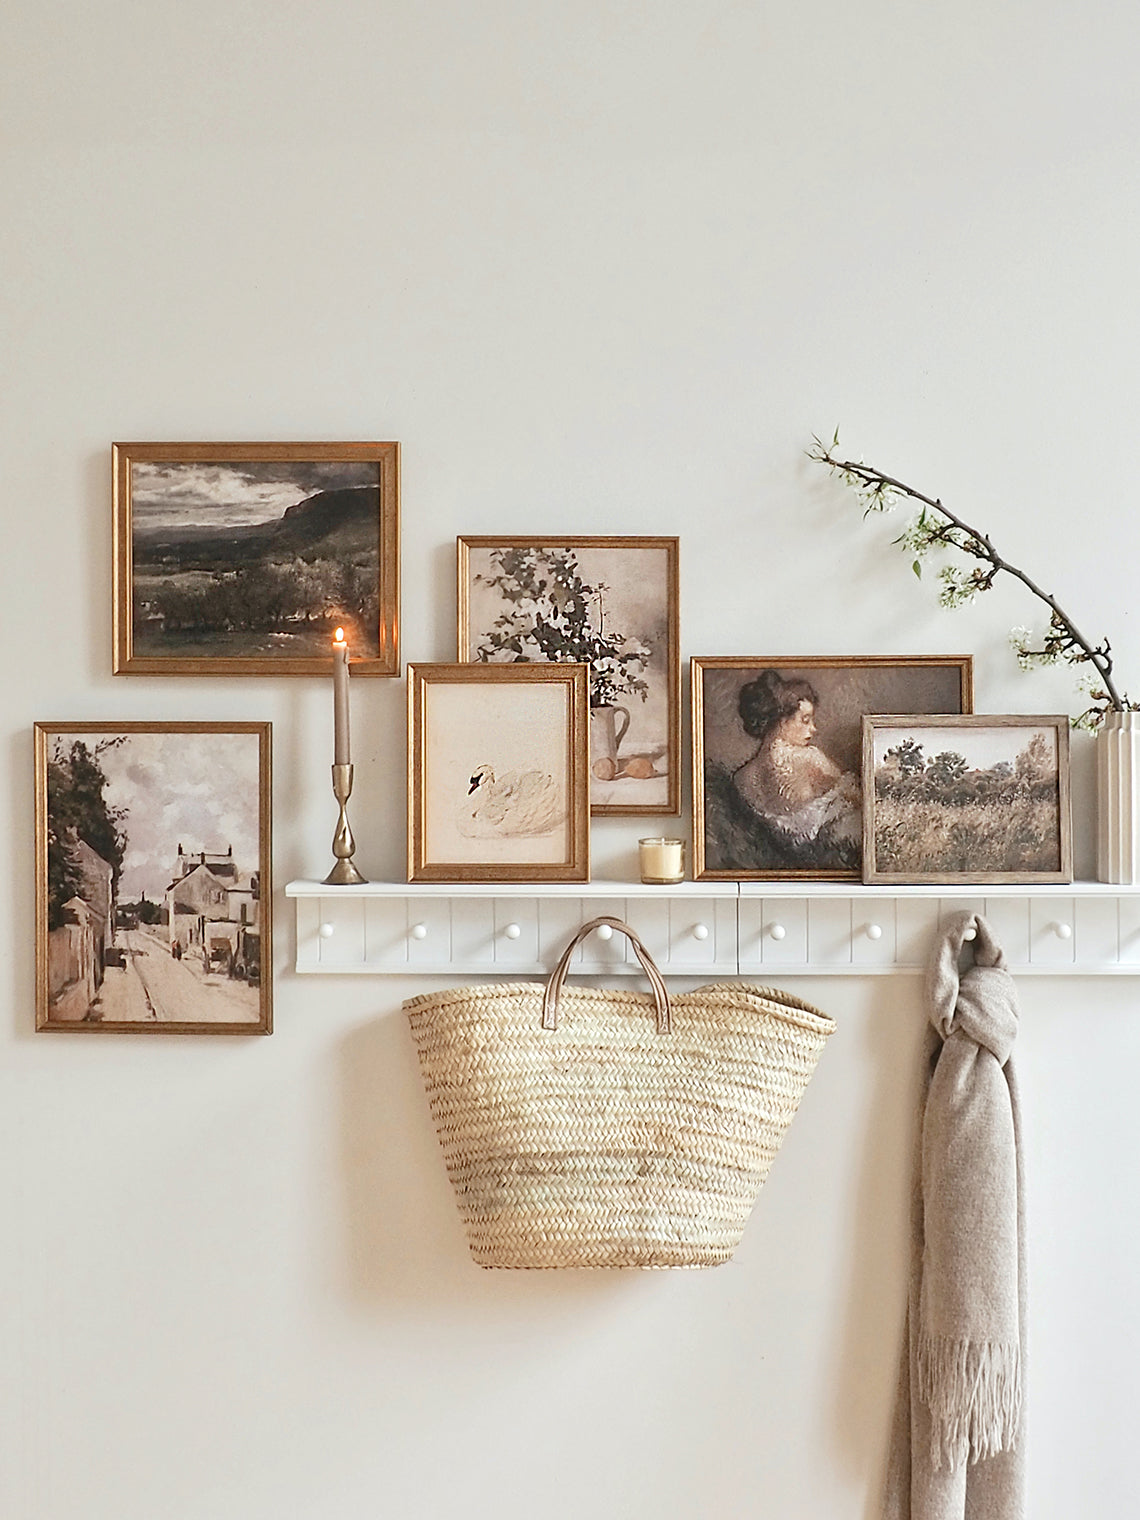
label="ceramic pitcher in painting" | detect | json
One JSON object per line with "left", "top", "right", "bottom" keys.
{"left": 590, "top": 704, "right": 631, "bottom": 780}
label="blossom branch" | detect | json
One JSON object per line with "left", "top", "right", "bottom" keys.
{"left": 808, "top": 433, "right": 1127, "bottom": 719}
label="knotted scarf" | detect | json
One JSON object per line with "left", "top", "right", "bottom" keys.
{"left": 883, "top": 911, "right": 1027, "bottom": 1520}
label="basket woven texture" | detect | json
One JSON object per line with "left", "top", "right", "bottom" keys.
{"left": 405, "top": 916, "right": 835, "bottom": 1270}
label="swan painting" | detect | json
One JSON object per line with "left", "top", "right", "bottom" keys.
{"left": 457, "top": 764, "right": 566, "bottom": 839}
{"left": 409, "top": 662, "right": 588, "bottom": 882}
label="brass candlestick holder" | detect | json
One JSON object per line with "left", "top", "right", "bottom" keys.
{"left": 324, "top": 763, "right": 367, "bottom": 885}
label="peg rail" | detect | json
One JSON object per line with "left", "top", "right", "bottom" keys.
{"left": 285, "top": 881, "right": 1140, "bottom": 977}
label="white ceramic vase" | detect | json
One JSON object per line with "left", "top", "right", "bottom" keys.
{"left": 1096, "top": 710, "right": 1140, "bottom": 884}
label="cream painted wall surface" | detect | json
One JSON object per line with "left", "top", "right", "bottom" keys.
{"left": 4, "top": 2, "right": 1140, "bottom": 1516}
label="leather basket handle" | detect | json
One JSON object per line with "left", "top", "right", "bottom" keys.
{"left": 542, "top": 916, "right": 671, "bottom": 1034}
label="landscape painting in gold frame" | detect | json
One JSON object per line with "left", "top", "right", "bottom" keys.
{"left": 408, "top": 663, "right": 590, "bottom": 883}
{"left": 862, "top": 713, "right": 1072, "bottom": 885}
{"left": 36, "top": 721, "right": 272, "bottom": 1034}
{"left": 457, "top": 536, "right": 680, "bottom": 816}
{"left": 113, "top": 442, "right": 399, "bottom": 675}
{"left": 692, "top": 655, "right": 973, "bottom": 881}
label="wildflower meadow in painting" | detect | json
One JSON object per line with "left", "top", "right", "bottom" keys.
{"left": 865, "top": 717, "right": 1069, "bottom": 882}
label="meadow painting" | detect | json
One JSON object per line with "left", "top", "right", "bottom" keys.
{"left": 113, "top": 443, "right": 399, "bottom": 675}
{"left": 862, "top": 714, "right": 1071, "bottom": 884}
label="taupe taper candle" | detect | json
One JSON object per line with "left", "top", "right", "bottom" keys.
{"left": 332, "top": 626, "right": 350, "bottom": 765}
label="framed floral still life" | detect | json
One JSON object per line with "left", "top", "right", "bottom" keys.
{"left": 113, "top": 442, "right": 399, "bottom": 676}
{"left": 35, "top": 721, "right": 272, "bottom": 1034}
{"left": 408, "top": 663, "right": 591, "bottom": 883}
{"left": 862, "top": 714, "right": 1072, "bottom": 885}
{"left": 457, "top": 537, "right": 680, "bottom": 816}
{"left": 692, "top": 656, "right": 973, "bottom": 881}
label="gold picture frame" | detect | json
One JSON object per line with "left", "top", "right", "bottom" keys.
{"left": 35, "top": 721, "right": 273, "bottom": 1034}
{"left": 408, "top": 663, "right": 591, "bottom": 883}
{"left": 113, "top": 441, "right": 399, "bottom": 676}
{"left": 456, "top": 535, "right": 681, "bottom": 816}
{"left": 862, "top": 713, "right": 1072, "bottom": 885}
{"left": 692, "top": 655, "right": 973, "bottom": 881}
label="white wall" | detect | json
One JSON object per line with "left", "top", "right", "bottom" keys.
{"left": 3, "top": 3, "right": 1140, "bottom": 1515}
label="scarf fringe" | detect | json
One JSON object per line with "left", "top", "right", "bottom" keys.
{"left": 916, "top": 1332, "right": 1022, "bottom": 1471}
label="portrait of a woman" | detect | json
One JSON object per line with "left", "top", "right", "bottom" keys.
{"left": 731, "top": 670, "right": 862, "bottom": 857}
{"left": 693, "top": 657, "right": 972, "bottom": 878}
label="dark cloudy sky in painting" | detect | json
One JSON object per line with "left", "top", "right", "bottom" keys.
{"left": 130, "top": 461, "right": 379, "bottom": 533}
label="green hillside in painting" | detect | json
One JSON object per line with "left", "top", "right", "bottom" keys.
{"left": 132, "top": 486, "right": 380, "bottom": 658}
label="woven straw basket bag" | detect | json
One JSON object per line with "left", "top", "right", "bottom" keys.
{"left": 405, "top": 916, "right": 835, "bottom": 1270}
{"left": 407, "top": 912, "right": 832, "bottom": 1270}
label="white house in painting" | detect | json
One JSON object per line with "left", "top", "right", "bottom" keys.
{"left": 164, "top": 844, "right": 260, "bottom": 972}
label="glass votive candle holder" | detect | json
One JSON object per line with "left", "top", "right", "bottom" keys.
{"left": 638, "top": 837, "right": 685, "bottom": 885}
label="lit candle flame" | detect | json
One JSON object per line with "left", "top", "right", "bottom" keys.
{"left": 333, "top": 626, "right": 346, "bottom": 645}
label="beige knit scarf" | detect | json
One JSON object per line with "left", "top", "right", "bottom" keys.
{"left": 883, "top": 911, "right": 1027, "bottom": 1520}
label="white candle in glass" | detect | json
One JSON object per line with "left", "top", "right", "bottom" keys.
{"left": 639, "top": 837, "right": 684, "bottom": 884}
{"left": 332, "top": 627, "right": 351, "bottom": 766}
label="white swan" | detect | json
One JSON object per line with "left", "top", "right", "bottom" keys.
{"left": 457, "top": 764, "right": 566, "bottom": 839}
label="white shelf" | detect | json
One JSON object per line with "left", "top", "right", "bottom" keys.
{"left": 285, "top": 879, "right": 1140, "bottom": 977}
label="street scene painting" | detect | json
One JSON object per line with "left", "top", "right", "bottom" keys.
{"left": 862, "top": 714, "right": 1071, "bottom": 884}
{"left": 36, "top": 722, "right": 272, "bottom": 1033}
{"left": 114, "top": 442, "right": 399, "bottom": 675}
{"left": 457, "top": 537, "right": 680, "bottom": 815}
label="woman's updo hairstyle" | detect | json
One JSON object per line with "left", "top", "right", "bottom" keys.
{"left": 738, "top": 669, "right": 820, "bottom": 740}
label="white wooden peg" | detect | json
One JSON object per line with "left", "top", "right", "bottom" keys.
{"left": 504, "top": 923, "right": 522, "bottom": 940}
{"left": 865, "top": 923, "right": 883, "bottom": 941}
{"left": 410, "top": 923, "right": 428, "bottom": 940}
{"left": 692, "top": 923, "right": 710, "bottom": 941}
{"left": 963, "top": 926, "right": 977, "bottom": 941}
{"left": 1054, "top": 921, "right": 1073, "bottom": 940}
{"left": 768, "top": 923, "right": 786, "bottom": 942}
{"left": 596, "top": 923, "right": 614, "bottom": 941}
{"left": 318, "top": 922, "right": 335, "bottom": 939}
